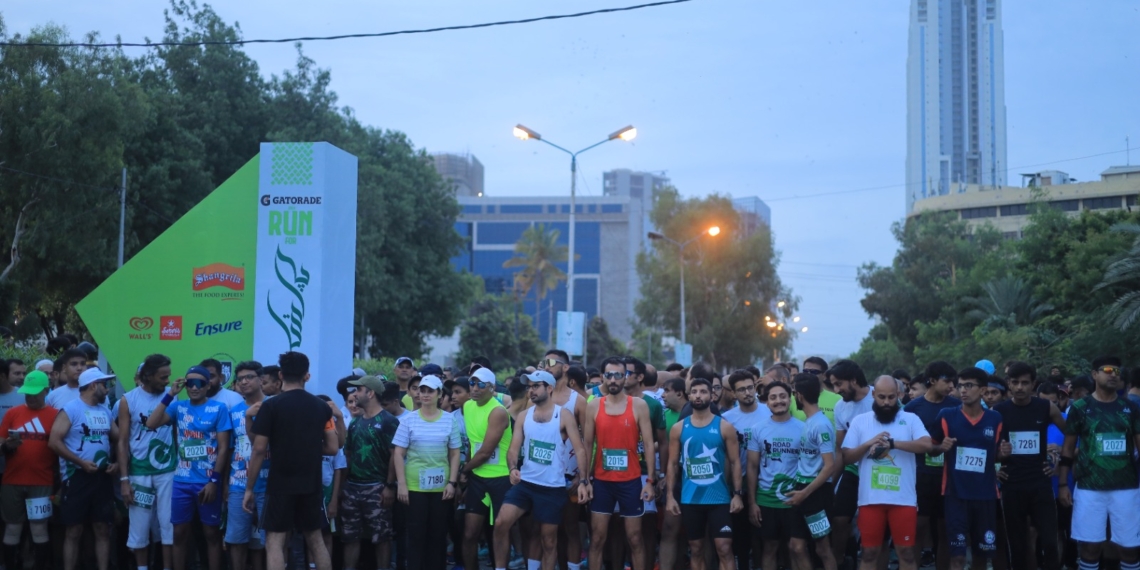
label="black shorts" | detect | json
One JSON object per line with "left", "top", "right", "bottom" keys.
{"left": 831, "top": 471, "right": 859, "bottom": 519}
{"left": 681, "top": 503, "right": 732, "bottom": 541}
{"left": 262, "top": 491, "right": 326, "bottom": 533}
{"left": 61, "top": 471, "right": 114, "bottom": 526}
{"left": 916, "top": 471, "right": 944, "bottom": 518}
{"left": 465, "top": 474, "right": 512, "bottom": 519}
{"left": 503, "top": 481, "right": 567, "bottom": 525}
{"left": 790, "top": 484, "right": 834, "bottom": 540}
{"left": 759, "top": 505, "right": 794, "bottom": 541}
{"left": 944, "top": 495, "right": 997, "bottom": 558}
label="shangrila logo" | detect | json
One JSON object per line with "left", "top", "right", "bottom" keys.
{"left": 266, "top": 247, "right": 309, "bottom": 350}
{"left": 192, "top": 263, "right": 245, "bottom": 292}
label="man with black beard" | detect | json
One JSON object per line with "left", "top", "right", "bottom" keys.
{"left": 840, "top": 377, "right": 935, "bottom": 570}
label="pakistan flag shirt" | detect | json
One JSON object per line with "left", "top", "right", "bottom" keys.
{"left": 748, "top": 415, "right": 804, "bottom": 508}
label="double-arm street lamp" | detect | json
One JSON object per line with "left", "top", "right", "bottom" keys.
{"left": 513, "top": 124, "right": 637, "bottom": 315}
{"left": 646, "top": 226, "right": 721, "bottom": 344}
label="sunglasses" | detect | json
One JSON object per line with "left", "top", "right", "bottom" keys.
{"left": 804, "top": 369, "right": 824, "bottom": 375}
{"left": 538, "top": 358, "right": 567, "bottom": 369}
{"left": 235, "top": 374, "right": 259, "bottom": 383}
{"left": 473, "top": 380, "right": 494, "bottom": 388}
{"left": 1098, "top": 366, "right": 1121, "bottom": 376}
{"left": 186, "top": 378, "right": 209, "bottom": 389}
{"left": 603, "top": 371, "right": 628, "bottom": 380}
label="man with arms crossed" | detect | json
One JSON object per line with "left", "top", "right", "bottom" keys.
{"left": 665, "top": 378, "right": 742, "bottom": 570}
{"left": 583, "top": 357, "right": 657, "bottom": 570}
{"left": 840, "top": 376, "right": 935, "bottom": 570}
{"left": 1057, "top": 356, "right": 1140, "bottom": 570}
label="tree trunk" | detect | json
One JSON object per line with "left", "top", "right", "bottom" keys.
{"left": 0, "top": 197, "right": 39, "bottom": 283}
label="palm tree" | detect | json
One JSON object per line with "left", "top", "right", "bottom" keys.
{"left": 1096, "top": 223, "right": 1140, "bottom": 330}
{"left": 964, "top": 276, "right": 1053, "bottom": 325}
{"left": 503, "top": 224, "right": 570, "bottom": 334}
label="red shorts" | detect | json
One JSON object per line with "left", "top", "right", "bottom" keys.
{"left": 857, "top": 504, "right": 917, "bottom": 548}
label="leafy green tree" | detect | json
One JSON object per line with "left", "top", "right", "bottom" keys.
{"left": 1097, "top": 223, "right": 1140, "bottom": 330}
{"left": 964, "top": 276, "right": 1053, "bottom": 326}
{"left": 585, "top": 317, "right": 627, "bottom": 368}
{"left": 457, "top": 293, "right": 545, "bottom": 371}
{"left": 636, "top": 187, "right": 790, "bottom": 369}
{"left": 503, "top": 224, "right": 568, "bottom": 326}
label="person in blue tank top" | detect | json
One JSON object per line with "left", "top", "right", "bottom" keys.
{"left": 930, "top": 367, "right": 1011, "bottom": 570}
{"left": 665, "top": 378, "right": 743, "bottom": 570}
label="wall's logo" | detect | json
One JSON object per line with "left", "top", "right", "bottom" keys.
{"left": 129, "top": 316, "right": 154, "bottom": 340}
{"left": 192, "top": 263, "right": 245, "bottom": 293}
{"left": 159, "top": 316, "right": 183, "bottom": 341}
{"left": 195, "top": 320, "right": 243, "bottom": 337}
{"left": 266, "top": 246, "right": 309, "bottom": 350}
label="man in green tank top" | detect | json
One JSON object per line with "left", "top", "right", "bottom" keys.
{"left": 461, "top": 367, "right": 513, "bottom": 570}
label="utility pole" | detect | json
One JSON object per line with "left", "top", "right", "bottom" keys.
{"left": 117, "top": 168, "right": 127, "bottom": 268}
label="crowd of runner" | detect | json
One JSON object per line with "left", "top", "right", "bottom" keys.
{"left": 0, "top": 343, "right": 1137, "bottom": 570}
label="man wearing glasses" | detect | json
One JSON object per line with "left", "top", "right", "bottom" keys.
{"left": 460, "top": 367, "right": 513, "bottom": 570}
{"left": 792, "top": 357, "right": 841, "bottom": 424}
{"left": 931, "top": 367, "right": 1010, "bottom": 570}
{"left": 224, "top": 361, "right": 269, "bottom": 570}
{"left": 146, "top": 366, "right": 233, "bottom": 570}
{"left": 1058, "top": 356, "right": 1140, "bottom": 570}
{"left": 721, "top": 370, "right": 769, "bottom": 570}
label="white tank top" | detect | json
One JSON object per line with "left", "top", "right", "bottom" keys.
{"left": 563, "top": 389, "right": 580, "bottom": 418}
{"left": 562, "top": 389, "right": 581, "bottom": 476}
{"left": 521, "top": 406, "right": 568, "bottom": 488}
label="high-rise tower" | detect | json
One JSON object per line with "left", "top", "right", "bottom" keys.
{"left": 906, "top": 0, "right": 1007, "bottom": 213}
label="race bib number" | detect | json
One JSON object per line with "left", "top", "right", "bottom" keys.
{"left": 806, "top": 509, "right": 832, "bottom": 539}
{"left": 871, "top": 465, "right": 901, "bottom": 492}
{"left": 85, "top": 411, "right": 110, "bottom": 431}
{"left": 133, "top": 485, "right": 157, "bottom": 509}
{"left": 473, "top": 442, "right": 500, "bottom": 465}
{"left": 528, "top": 440, "right": 555, "bottom": 466}
{"left": 955, "top": 447, "right": 987, "bottom": 473}
{"left": 602, "top": 449, "right": 629, "bottom": 471}
{"left": 419, "top": 468, "right": 446, "bottom": 491}
{"left": 25, "top": 497, "right": 51, "bottom": 520}
{"left": 687, "top": 456, "right": 715, "bottom": 480}
{"left": 1098, "top": 433, "right": 1126, "bottom": 456}
{"left": 237, "top": 436, "right": 252, "bottom": 460}
{"left": 924, "top": 453, "right": 945, "bottom": 467}
{"left": 181, "top": 439, "right": 208, "bottom": 461}
{"left": 1009, "top": 432, "right": 1040, "bottom": 455}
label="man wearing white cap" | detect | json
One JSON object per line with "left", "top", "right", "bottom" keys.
{"left": 494, "top": 370, "right": 590, "bottom": 570}
{"left": 48, "top": 367, "right": 117, "bottom": 570}
{"left": 394, "top": 357, "right": 417, "bottom": 409}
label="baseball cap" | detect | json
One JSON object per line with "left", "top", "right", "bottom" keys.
{"left": 471, "top": 367, "right": 497, "bottom": 386}
{"left": 78, "top": 368, "right": 115, "bottom": 388}
{"left": 444, "top": 378, "right": 470, "bottom": 393}
{"left": 420, "top": 375, "right": 444, "bottom": 391}
{"left": 18, "top": 371, "right": 50, "bottom": 395}
{"left": 419, "top": 363, "right": 444, "bottom": 377}
{"left": 395, "top": 357, "right": 414, "bottom": 367}
{"left": 522, "top": 370, "right": 556, "bottom": 386}
{"left": 349, "top": 375, "right": 387, "bottom": 392}
{"left": 352, "top": 367, "right": 367, "bottom": 377}
{"left": 34, "top": 359, "right": 53, "bottom": 372}
{"left": 975, "top": 359, "right": 996, "bottom": 375}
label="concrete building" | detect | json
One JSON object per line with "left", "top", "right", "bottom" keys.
{"left": 451, "top": 169, "right": 772, "bottom": 344}
{"left": 910, "top": 166, "right": 1140, "bottom": 238}
{"left": 733, "top": 197, "right": 772, "bottom": 238}
{"left": 433, "top": 153, "right": 484, "bottom": 197}
{"left": 906, "top": 0, "right": 1008, "bottom": 213}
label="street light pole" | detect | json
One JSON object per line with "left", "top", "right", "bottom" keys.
{"left": 514, "top": 124, "right": 636, "bottom": 316}
{"left": 647, "top": 226, "right": 720, "bottom": 345}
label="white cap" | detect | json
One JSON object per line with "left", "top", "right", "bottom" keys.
{"left": 420, "top": 375, "right": 444, "bottom": 391}
{"left": 78, "top": 368, "right": 115, "bottom": 388}
{"left": 352, "top": 367, "right": 367, "bottom": 377}
{"left": 471, "top": 367, "right": 497, "bottom": 386}
{"left": 35, "top": 359, "right": 53, "bottom": 372}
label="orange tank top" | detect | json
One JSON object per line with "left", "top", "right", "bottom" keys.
{"left": 593, "top": 396, "right": 641, "bottom": 482}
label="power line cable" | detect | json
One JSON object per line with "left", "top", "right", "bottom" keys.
{"left": 0, "top": 0, "right": 694, "bottom": 48}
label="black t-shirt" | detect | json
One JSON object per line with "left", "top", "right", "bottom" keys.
{"left": 251, "top": 389, "right": 333, "bottom": 495}
{"left": 995, "top": 397, "right": 1052, "bottom": 489}
{"left": 903, "top": 395, "right": 962, "bottom": 474}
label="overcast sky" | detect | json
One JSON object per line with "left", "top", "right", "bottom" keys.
{"left": 6, "top": 1, "right": 1140, "bottom": 362}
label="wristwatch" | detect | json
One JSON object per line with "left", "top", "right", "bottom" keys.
{"left": 888, "top": 437, "right": 895, "bottom": 450}
{"left": 733, "top": 489, "right": 744, "bottom": 497}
